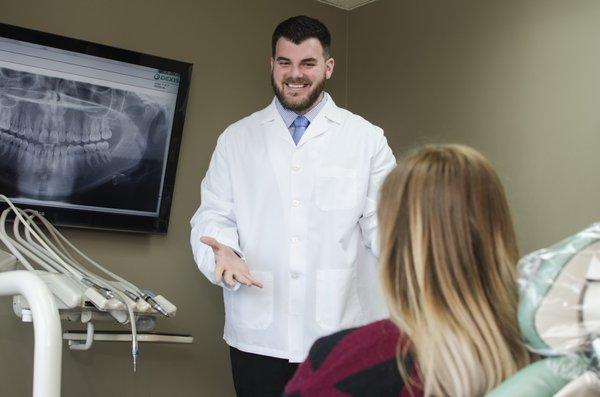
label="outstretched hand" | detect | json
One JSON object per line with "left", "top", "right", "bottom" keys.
{"left": 200, "top": 236, "right": 263, "bottom": 288}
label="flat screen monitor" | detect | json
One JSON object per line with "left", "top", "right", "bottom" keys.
{"left": 0, "top": 23, "right": 192, "bottom": 233}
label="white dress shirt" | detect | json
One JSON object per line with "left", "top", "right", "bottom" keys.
{"left": 190, "top": 95, "right": 396, "bottom": 362}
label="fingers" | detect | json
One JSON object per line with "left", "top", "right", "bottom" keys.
{"left": 200, "top": 236, "right": 221, "bottom": 251}
{"left": 245, "top": 274, "right": 263, "bottom": 288}
{"left": 233, "top": 273, "right": 253, "bottom": 287}
{"left": 223, "top": 270, "right": 235, "bottom": 288}
{"left": 233, "top": 273, "right": 263, "bottom": 288}
{"left": 215, "top": 267, "right": 241, "bottom": 288}
{"left": 214, "top": 264, "right": 225, "bottom": 284}
{"left": 215, "top": 261, "right": 263, "bottom": 289}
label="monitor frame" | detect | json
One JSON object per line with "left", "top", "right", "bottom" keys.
{"left": 0, "top": 22, "right": 193, "bottom": 234}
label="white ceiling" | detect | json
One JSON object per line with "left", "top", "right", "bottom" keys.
{"left": 316, "top": 0, "right": 380, "bottom": 11}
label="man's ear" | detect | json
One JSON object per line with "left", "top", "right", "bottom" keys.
{"left": 270, "top": 57, "right": 274, "bottom": 73}
{"left": 325, "top": 57, "right": 335, "bottom": 79}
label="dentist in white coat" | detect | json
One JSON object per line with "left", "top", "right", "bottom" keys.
{"left": 190, "top": 15, "right": 396, "bottom": 397}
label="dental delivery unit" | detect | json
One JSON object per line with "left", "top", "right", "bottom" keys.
{"left": 0, "top": 194, "right": 191, "bottom": 397}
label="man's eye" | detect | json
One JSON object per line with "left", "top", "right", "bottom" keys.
{"left": 304, "top": 63, "right": 316, "bottom": 67}
{"left": 279, "top": 61, "right": 290, "bottom": 66}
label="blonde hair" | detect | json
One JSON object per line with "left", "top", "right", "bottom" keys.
{"left": 378, "top": 144, "right": 529, "bottom": 396}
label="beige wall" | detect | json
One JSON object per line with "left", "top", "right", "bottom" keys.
{"left": 348, "top": 0, "right": 600, "bottom": 253}
{"left": 0, "top": 1, "right": 347, "bottom": 396}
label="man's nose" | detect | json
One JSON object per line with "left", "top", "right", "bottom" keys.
{"left": 289, "top": 64, "right": 303, "bottom": 79}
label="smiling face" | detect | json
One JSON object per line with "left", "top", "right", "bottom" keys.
{"left": 270, "top": 37, "right": 334, "bottom": 114}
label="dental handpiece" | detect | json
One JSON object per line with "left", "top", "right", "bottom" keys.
{"left": 132, "top": 346, "right": 138, "bottom": 372}
{"left": 143, "top": 295, "right": 170, "bottom": 317}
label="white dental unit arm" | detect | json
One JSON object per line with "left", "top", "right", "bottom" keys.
{"left": 0, "top": 270, "right": 61, "bottom": 397}
{"left": 0, "top": 194, "right": 191, "bottom": 393}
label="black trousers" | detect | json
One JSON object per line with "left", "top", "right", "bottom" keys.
{"left": 229, "top": 347, "right": 299, "bottom": 397}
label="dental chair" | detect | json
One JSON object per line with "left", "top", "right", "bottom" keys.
{"left": 488, "top": 223, "right": 600, "bottom": 396}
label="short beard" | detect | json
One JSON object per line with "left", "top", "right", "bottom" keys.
{"left": 271, "top": 74, "right": 326, "bottom": 113}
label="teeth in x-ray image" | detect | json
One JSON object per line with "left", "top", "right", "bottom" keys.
{"left": 0, "top": 67, "right": 171, "bottom": 200}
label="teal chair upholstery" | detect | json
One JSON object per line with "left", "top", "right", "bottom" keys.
{"left": 487, "top": 223, "right": 600, "bottom": 396}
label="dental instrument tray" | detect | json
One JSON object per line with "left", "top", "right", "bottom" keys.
{"left": 63, "top": 331, "right": 193, "bottom": 344}
{"left": 0, "top": 195, "right": 187, "bottom": 373}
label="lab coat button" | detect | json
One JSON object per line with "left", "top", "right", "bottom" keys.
{"left": 290, "top": 272, "right": 299, "bottom": 279}
{"left": 291, "top": 236, "right": 300, "bottom": 244}
{"left": 292, "top": 165, "right": 301, "bottom": 172}
{"left": 292, "top": 200, "right": 300, "bottom": 207}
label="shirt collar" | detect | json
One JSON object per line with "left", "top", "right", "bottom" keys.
{"left": 275, "top": 92, "right": 329, "bottom": 128}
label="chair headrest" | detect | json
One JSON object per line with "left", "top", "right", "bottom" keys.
{"left": 518, "top": 223, "right": 600, "bottom": 356}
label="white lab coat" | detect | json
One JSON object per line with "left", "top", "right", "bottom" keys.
{"left": 190, "top": 96, "right": 396, "bottom": 362}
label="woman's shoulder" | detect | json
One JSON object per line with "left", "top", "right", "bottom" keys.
{"left": 310, "top": 319, "right": 402, "bottom": 364}
{"left": 284, "top": 319, "right": 422, "bottom": 397}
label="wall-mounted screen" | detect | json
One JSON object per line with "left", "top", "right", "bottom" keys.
{"left": 0, "top": 23, "right": 192, "bottom": 233}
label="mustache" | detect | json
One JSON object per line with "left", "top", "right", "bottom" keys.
{"left": 283, "top": 78, "right": 311, "bottom": 85}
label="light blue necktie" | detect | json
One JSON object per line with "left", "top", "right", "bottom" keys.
{"left": 292, "top": 116, "right": 309, "bottom": 145}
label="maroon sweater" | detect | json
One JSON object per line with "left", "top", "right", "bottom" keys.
{"left": 284, "top": 319, "right": 423, "bottom": 397}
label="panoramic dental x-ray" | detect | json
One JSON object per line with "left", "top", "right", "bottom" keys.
{"left": 0, "top": 67, "right": 171, "bottom": 212}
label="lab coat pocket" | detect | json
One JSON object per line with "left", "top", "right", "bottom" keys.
{"left": 316, "top": 268, "right": 362, "bottom": 331}
{"left": 315, "top": 167, "right": 358, "bottom": 211}
{"left": 230, "top": 271, "right": 274, "bottom": 330}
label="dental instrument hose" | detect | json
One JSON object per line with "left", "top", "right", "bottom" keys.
{"left": 1, "top": 195, "right": 140, "bottom": 371}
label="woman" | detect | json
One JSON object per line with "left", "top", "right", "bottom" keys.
{"left": 284, "top": 144, "right": 530, "bottom": 396}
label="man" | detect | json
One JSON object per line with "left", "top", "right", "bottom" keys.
{"left": 190, "top": 15, "right": 395, "bottom": 397}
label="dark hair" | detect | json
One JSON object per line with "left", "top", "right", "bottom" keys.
{"left": 272, "top": 16, "right": 331, "bottom": 58}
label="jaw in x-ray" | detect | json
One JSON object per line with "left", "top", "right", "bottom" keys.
{"left": 0, "top": 67, "right": 171, "bottom": 210}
